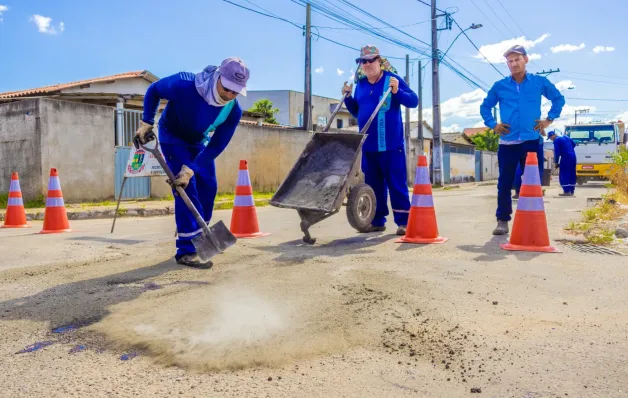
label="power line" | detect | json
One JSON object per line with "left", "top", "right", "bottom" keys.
{"left": 451, "top": 18, "right": 505, "bottom": 78}
{"left": 481, "top": 0, "right": 517, "bottom": 38}
{"left": 220, "top": 0, "right": 301, "bottom": 28}
{"left": 562, "top": 76, "right": 628, "bottom": 86}
{"left": 317, "top": 19, "right": 431, "bottom": 30}
{"left": 566, "top": 97, "right": 628, "bottom": 102}
{"left": 494, "top": 0, "right": 526, "bottom": 36}
{"left": 469, "top": 0, "right": 509, "bottom": 38}
{"left": 562, "top": 71, "right": 628, "bottom": 81}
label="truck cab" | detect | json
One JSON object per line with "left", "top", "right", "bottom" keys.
{"left": 564, "top": 121, "right": 624, "bottom": 185}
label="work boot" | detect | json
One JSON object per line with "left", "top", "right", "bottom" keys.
{"left": 512, "top": 192, "right": 519, "bottom": 199}
{"left": 559, "top": 192, "right": 570, "bottom": 197}
{"left": 176, "top": 254, "right": 213, "bottom": 270}
{"left": 361, "top": 225, "right": 386, "bottom": 233}
{"left": 396, "top": 225, "right": 407, "bottom": 236}
{"left": 492, "top": 220, "right": 509, "bottom": 235}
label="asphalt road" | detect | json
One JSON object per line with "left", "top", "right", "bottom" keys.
{"left": 1, "top": 182, "right": 626, "bottom": 397}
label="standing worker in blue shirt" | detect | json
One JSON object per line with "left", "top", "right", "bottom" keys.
{"left": 342, "top": 45, "right": 419, "bottom": 236}
{"left": 480, "top": 45, "right": 565, "bottom": 235}
{"left": 133, "top": 57, "right": 249, "bottom": 268}
{"left": 547, "top": 131, "right": 578, "bottom": 196}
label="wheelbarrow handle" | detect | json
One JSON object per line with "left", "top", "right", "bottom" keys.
{"left": 323, "top": 65, "right": 360, "bottom": 133}
{"left": 138, "top": 134, "right": 221, "bottom": 251}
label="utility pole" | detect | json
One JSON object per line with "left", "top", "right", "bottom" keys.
{"left": 536, "top": 68, "right": 560, "bottom": 76}
{"left": 575, "top": 109, "right": 589, "bottom": 124}
{"left": 303, "top": 2, "right": 312, "bottom": 131}
{"left": 405, "top": 54, "right": 411, "bottom": 184}
{"left": 431, "top": 0, "right": 445, "bottom": 186}
{"left": 418, "top": 61, "right": 423, "bottom": 153}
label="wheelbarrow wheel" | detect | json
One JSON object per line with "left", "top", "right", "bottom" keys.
{"left": 346, "top": 183, "right": 376, "bottom": 232}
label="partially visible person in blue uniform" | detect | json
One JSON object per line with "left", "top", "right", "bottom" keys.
{"left": 480, "top": 44, "right": 565, "bottom": 235}
{"left": 134, "top": 57, "right": 249, "bottom": 268}
{"left": 513, "top": 135, "right": 546, "bottom": 199}
{"left": 548, "top": 131, "right": 577, "bottom": 196}
{"left": 342, "top": 45, "right": 419, "bottom": 236}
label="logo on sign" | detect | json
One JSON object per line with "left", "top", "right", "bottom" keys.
{"left": 128, "top": 149, "right": 146, "bottom": 174}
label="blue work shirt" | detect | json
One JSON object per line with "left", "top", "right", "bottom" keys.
{"left": 142, "top": 71, "right": 242, "bottom": 174}
{"left": 479, "top": 73, "right": 565, "bottom": 142}
{"left": 553, "top": 135, "right": 577, "bottom": 164}
{"left": 344, "top": 71, "right": 418, "bottom": 152}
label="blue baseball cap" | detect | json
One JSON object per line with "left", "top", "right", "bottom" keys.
{"left": 503, "top": 45, "right": 527, "bottom": 58}
{"left": 547, "top": 131, "right": 557, "bottom": 138}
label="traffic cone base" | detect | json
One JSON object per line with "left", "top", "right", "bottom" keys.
{"left": 500, "top": 152, "right": 559, "bottom": 253}
{"left": 396, "top": 155, "right": 447, "bottom": 245}
{"left": 2, "top": 172, "right": 30, "bottom": 228}
{"left": 40, "top": 168, "right": 71, "bottom": 234}
{"left": 229, "top": 160, "right": 270, "bottom": 239}
{"left": 231, "top": 205, "right": 271, "bottom": 239}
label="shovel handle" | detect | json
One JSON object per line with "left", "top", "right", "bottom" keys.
{"left": 360, "top": 87, "right": 393, "bottom": 135}
{"left": 139, "top": 135, "right": 223, "bottom": 252}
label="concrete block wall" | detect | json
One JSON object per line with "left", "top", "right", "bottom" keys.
{"left": 0, "top": 99, "right": 43, "bottom": 200}
{"left": 0, "top": 98, "right": 115, "bottom": 202}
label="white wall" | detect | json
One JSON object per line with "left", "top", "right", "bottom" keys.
{"left": 450, "top": 153, "right": 476, "bottom": 183}
{"left": 61, "top": 79, "right": 152, "bottom": 96}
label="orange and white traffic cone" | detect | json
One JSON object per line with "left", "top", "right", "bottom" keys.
{"left": 40, "top": 168, "right": 71, "bottom": 234}
{"left": 2, "top": 172, "right": 30, "bottom": 228}
{"left": 229, "top": 160, "right": 270, "bottom": 239}
{"left": 500, "top": 152, "right": 560, "bottom": 253}
{"left": 396, "top": 155, "right": 448, "bottom": 244}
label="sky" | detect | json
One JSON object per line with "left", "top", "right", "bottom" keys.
{"left": 1, "top": 0, "right": 627, "bottom": 134}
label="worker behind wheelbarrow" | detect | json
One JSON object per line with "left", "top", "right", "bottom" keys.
{"left": 133, "top": 57, "right": 249, "bottom": 269}
{"left": 342, "top": 45, "right": 419, "bottom": 236}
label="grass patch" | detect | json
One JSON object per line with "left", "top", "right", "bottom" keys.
{"left": 586, "top": 228, "right": 616, "bottom": 245}
{"left": 565, "top": 221, "right": 591, "bottom": 233}
{"left": 214, "top": 199, "right": 270, "bottom": 211}
{"left": 0, "top": 193, "right": 46, "bottom": 209}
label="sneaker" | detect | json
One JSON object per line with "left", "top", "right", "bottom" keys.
{"left": 512, "top": 193, "right": 520, "bottom": 199}
{"left": 396, "top": 225, "right": 407, "bottom": 236}
{"left": 360, "top": 225, "right": 386, "bottom": 233}
{"left": 176, "top": 254, "right": 213, "bottom": 270}
{"left": 559, "top": 192, "right": 570, "bottom": 197}
{"left": 492, "top": 220, "right": 509, "bottom": 235}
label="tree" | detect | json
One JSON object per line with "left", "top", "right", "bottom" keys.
{"left": 248, "top": 99, "right": 279, "bottom": 125}
{"left": 470, "top": 129, "right": 500, "bottom": 152}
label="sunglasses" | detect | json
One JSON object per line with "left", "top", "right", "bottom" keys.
{"left": 360, "top": 57, "right": 380, "bottom": 65}
{"left": 224, "top": 87, "right": 238, "bottom": 95}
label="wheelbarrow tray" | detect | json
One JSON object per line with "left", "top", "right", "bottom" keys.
{"left": 270, "top": 132, "right": 366, "bottom": 213}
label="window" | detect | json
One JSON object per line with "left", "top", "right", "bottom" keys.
{"left": 317, "top": 116, "right": 328, "bottom": 126}
{"left": 297, "top": 113, "right": 303, "bottom": 127}
{"left": 566, "top": 125, "right": 616, "bottom": 144}
{"left": 337, "top": 119, "right": 344, "bottom": 129}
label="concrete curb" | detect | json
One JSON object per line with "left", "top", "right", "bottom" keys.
{"left": 0, "top": 198, "right": 271, "bottom": 222}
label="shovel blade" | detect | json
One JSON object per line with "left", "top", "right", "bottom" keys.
{"left": 191, "top": 220, "right": 237, "bottom": 262}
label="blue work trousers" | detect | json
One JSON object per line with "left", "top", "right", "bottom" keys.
{"left": 559, "top": 154, "right": 577, "bottom": 194}
{"left": 361, "top": 148, "right": 411, "bottom": 227}
{"left": 497, "top": 139, "right": 544, "bottom": 221}
{"left": 160, "top": 142, "right": 217, "bottom": 259}
{"left": 513, "top": 142, "right": 544, "bottom": 193}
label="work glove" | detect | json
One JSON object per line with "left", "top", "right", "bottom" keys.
{"left": 133, "top": 120, "right": 156, "bottom": 149}
{"left": 166, "top": 165, "right": 194, "bottom": 191}
{"left": 341, "top": 81, "right": 353, "bottom": 96}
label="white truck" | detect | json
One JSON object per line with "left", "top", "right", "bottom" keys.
{"left": 564, "top": 121, "right": 626, "bottom": 185}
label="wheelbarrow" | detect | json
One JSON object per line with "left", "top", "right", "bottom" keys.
{"left": 270, "top": 87, "right": 393, "bottom": 244}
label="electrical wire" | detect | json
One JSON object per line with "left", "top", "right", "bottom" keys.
{"left": 565, "top": 98, "right": 628, "bottom": 102}
{"left": 494, "top": 0, "right": 526, "bottom": 37}
{"left": 451, "top": 18, "right": 505, "bottom": 78}
{"left": 469, "top": 0, "right": 510, "bottom": 39}
{"left": 481, "top": 0, "right": 517, "bottom": 38}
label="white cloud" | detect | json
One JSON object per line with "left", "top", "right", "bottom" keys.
{"left": 442, "top": 124, "right": 462, "bottom": 133}
{"left": 614, "top": 111, "right": 628, "bottom": 121}
{"left": 593, "top": 46, "right": 615, "bottom": 54}
{"left": 474, "top": 34, "right": 550, "bottom": 64}
{"left": 315, "top": 66, "right": 324, "bottom": 74}
{"left": 0, "top": 5, "right": 8, "bottom": 22}
{"left": 410, "top": 89, "right": 488, "bottom": 124}
{"left": 337, "top": 68, "right": 345, "bottom": 76}
{"left": 30, "top": 14, "right": 65, "bottom": 34}
{"left": 550, "top": 43, "right": 585, "bottom": 53}
{"left": 554, "top": 80, "right": 575, "bottom": 92}
{"left": 541, "top": 103, "right": 597, "bottom": 132}
{"left": 349, "top": 68, "right": 354, "bottom": 76}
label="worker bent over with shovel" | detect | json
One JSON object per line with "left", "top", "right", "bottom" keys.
{"left": 342, "top": 45, "right": 419, "bottom": 236}
{"left": 134, "top": 57, "right": 249, "bottom": 268}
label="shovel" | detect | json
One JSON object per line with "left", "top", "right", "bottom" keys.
{"left": 136, "top": 133, "right": 237, "bottom": 262}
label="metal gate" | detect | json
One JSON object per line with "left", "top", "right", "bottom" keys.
{"left": 114, "top": 107, "right": 150, "bottom": 199}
